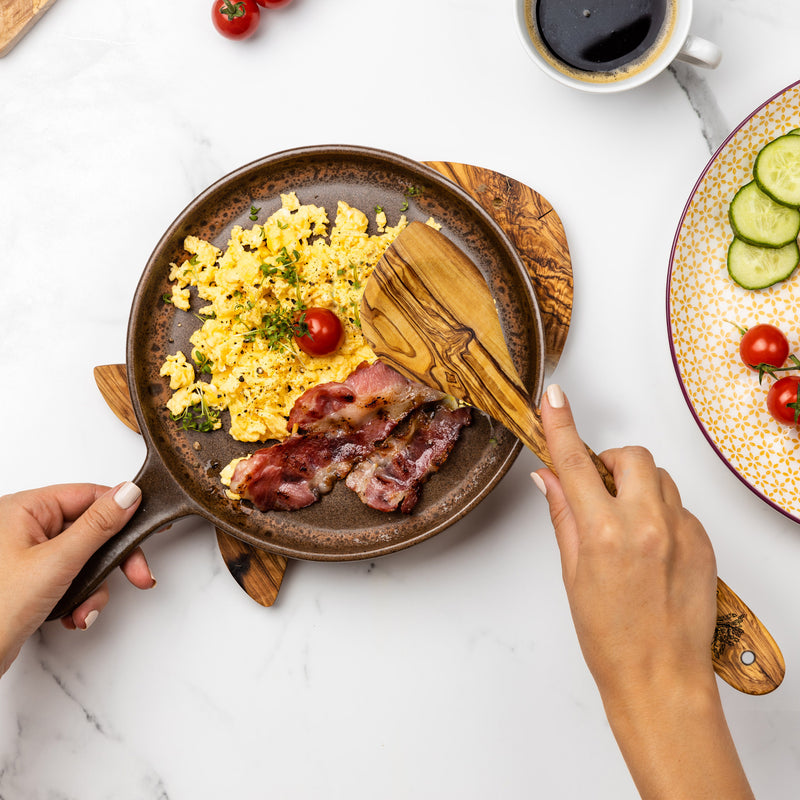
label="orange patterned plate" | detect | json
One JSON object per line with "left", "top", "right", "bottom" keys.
{"left": 669, "top": 79, "right": 800, "bottom": 522}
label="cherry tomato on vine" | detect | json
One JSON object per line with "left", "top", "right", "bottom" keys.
{"left": 739, "top": 323, "right": 790, "bottom": 370}
{"left": 212, "top": 0, "right": 261, "bottom": 40}
{"left": 766, "top": 375, "right": 800, "bottom": 425}
{"left": 294, "top": 308, "right": 344, "bottom": 356}
{"left": 256, "top": 0, "right": 293, "bottom": 7}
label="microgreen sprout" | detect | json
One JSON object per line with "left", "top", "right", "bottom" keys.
{"left": 171, "top": 392, "right": 220, "bottom": 432}
{"left": 241, "top": 304, "right": 308, "bottom": 350}
{"left": 192, "top": 350, "right": 214, "bottom": 374}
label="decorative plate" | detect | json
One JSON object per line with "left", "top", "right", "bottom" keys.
{"left": 668, "top": 79, "right": 800, "bottom": 522}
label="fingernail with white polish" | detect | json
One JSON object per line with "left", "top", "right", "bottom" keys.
{"left": 530, "top": 472, "right": 547, "bottom": 497}
{"left": 83, "top": 610, "right": 99, "bottom": 630}
{"left": 114, "top": 481, "right": 141, "bottom": 510}
{"left": 546, "top": 384, "right": 565, "bottom": 409}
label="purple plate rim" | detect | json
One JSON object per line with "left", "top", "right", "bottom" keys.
{"left": 666, "top": 78, "right": 800, "bottom": 525}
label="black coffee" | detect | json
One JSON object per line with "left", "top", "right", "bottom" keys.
{"left": 535, "top": 0, "right": 670, "bottom": 73}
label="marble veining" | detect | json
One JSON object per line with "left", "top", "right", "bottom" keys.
{"left": 2, "top": 1, "right": 800, "bottom": 798}
{"left": 670, "top": 62, "right": 731, "bottom": 152}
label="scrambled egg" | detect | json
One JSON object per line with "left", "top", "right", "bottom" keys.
{"left": 160, "top": 192, "right": 438, "bottom": 443}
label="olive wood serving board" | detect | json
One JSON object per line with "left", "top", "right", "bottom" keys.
{"left": 0, "top": 0, "right": 57, "bottom": 57}
{"left": 423, "top": 160, "right": 572, "bottom": 373}
{"left": 95, "top": 162, "right": 574, "bottom": 608}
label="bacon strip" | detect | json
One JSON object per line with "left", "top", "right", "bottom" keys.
{"left": 229, "top": 427, "right": 382, "bottom": 512}
{"left": 345, "top": 405, "right": 471, "bottom": 513}
{"left": 287, "top": 359, "right": 444, "bottom": 435}
{"left": 229, "top": 361, "right": 453, "bottom": 512}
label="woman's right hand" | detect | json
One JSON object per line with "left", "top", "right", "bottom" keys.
{"left": 531, "top": 384, "right": 754, "bottom": 800}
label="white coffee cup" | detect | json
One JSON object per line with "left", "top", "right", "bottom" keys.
{"left": 514, "top": 0, "right": 722, "bottom": 93}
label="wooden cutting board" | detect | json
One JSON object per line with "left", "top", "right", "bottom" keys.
{"left": 0, "top": 0, "right": 57, "bottom": 57}
{"left": 95, "top": 162, "right": 574, "bottom": 607}
{"left": 423, "top": 161, "right": 572, "bottom": 373}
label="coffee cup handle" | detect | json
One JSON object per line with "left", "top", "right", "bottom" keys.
{"left": 676, "top": 34, "right": 722, "bottom": 69}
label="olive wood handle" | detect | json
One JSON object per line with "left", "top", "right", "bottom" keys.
{"left": 522, "top": 406, "right": 782, "bottom": 690}
{"left": 46, "top": 451, "right": 192, "bottom": 621}
{"left": 514, "top": 390, "right": 784, "bottom": 692}
{"left": 477, "top": 357, "right": 616, "bottom": 495}
{"left": 714, "top": 578, "right": 785, "bottom": 695}
{"left": 506, "top": 390, "right": 784, "bottom": 690}
{"left": 591, "top": 459, "right": 783, "bottom": 692}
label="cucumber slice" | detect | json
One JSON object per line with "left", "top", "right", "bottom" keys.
{"left": 729, "top": 181, "right": 800, "bottom": 247}
{"left": 754, "top": 134, "right": 800, "bottom": 206}
{"left": 727, "top": 237, "right": 800, "bottom": 289}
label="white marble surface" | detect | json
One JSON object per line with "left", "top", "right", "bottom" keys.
{"left": 2, "top": 1, "right": 800, "bottom": 797}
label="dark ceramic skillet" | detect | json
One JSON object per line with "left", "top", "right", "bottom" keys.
{"left": 49, "top": 145, "right": 545, "bottom": 620}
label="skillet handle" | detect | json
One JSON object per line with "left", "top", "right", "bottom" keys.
{"left": 46, "top": 451, "right": 192, "bottom": 621}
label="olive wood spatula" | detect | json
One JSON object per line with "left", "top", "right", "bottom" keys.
{"left": 360, "top": 221, "right": 785, "bottom": 696}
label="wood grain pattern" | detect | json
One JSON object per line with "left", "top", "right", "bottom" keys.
{"left": 0, "top": 0, "right": 57, "bottom": 57}
{"left": 361, "top": 221, "right": 616, "bottom": 494}
{"left": 94, "top": 365, "right": 139, "bottom": 433}
{"left": 216, "top": 530, "right": 287, "bottom": 606}
{"left": 361, "top": 221, "right": 785, "bottom": 695}
{"left": 714, "top": 579, "right": 785, "bottom": 695}
{"left": 94, "top": 364, "right": 288, "bottom": 608}
{"left": 423, "top": 161, "right": 572, "bottom": 373}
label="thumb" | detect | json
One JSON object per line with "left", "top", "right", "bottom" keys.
{"left": 50, "top": 482, "right": 142, "bottom": 572}
{"left": 531, "top": 470, "right": 579, "bottom": 585}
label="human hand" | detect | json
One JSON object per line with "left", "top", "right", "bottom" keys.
{"left": 0, "top": 482, "right": 155, "bottom": 677}
{"left": 531, "top": 383, "right": 718, "bottom": 698}
{"left": 531, "top": 384, "right": 753, "bottom": 799}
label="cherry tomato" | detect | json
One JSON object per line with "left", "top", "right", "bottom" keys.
{"left": 294, "top": 308, "right": 344, "bottom": 356}
{"left": 739, "top": 324, "right": 790, "bottom": 370}
{"left": 256, "top": 0, "right": 293, "bottom": 7}
{"left": 212, "top": 0, "right": 261, "bottom": 40}
{"left": 766, "top": 376, "right": 800, "bottom": 425}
